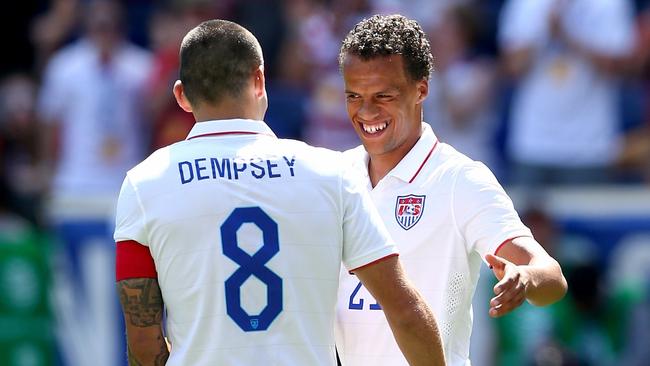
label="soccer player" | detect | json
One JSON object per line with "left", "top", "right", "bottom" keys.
{"left": 334, "top": 14, "right": 568, "bottom": 366}
{"left": 114, "top": 20, "right": 445, "bottom": 366}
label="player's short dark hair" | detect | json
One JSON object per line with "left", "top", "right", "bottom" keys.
{"left": 179, "top": 19, "right": 263, "bottom": 106}
{"left": 339, "top": 14, "right": 433, "bottom": 81}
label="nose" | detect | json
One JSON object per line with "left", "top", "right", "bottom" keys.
{"left": 357, "top": 99, "right": 380, "bottom": 121}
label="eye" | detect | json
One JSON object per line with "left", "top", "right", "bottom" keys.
{"left": 377, "top": 94, "right": 394, "bottom": 101}
{"left": 346, "top": 94, "right": 360, "bottom": 101}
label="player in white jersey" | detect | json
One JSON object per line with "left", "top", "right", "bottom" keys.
{"left": 114, "top": 19, "right": 445, "bottom": 366}
{"left": 334, "top": 14, "right": 568, "bottom": 366}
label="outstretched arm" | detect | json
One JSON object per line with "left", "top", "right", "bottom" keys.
{"left": 117, "top": 278, "right": 169, "bottom": 366}
{"left": 486, "top": 236, "right": 567, "bottom": 317}
{"left": 355, "top": 256, "right": 446, "bottom": 366}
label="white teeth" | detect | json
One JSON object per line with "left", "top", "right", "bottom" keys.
{"left": 362, "top": 122, "right": 388, "bottom": 134}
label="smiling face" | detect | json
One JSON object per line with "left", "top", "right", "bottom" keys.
{"left": 343, "top": 54, "right": 428, "bottom": 163}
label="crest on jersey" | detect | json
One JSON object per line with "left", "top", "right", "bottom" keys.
{"left": 250, "top": 318, "right": 259, "bottom": 330}
{"left": 395, "top": 194, "right": 426, "bottom": 230}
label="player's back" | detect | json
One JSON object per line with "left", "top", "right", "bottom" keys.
{"left": 121, "top": 120, "right": 362, "bottom": 365}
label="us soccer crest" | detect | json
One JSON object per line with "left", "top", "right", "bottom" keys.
{"left": 395, "top": 194, "right": 426, "bottom": 230}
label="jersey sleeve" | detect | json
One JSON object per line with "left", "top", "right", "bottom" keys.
{"left": 340, "top": 164, "right": 398, "bottom": 272}
{"left": 114, "top": 174, "right": 148, "bottom": 245}
{"left": 452, "top": 162, "right": 532, "bottom": 259}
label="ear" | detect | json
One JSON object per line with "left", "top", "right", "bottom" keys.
{"left": 173, "top": 80, "right": 193, "bottom": 113}
{"left": 253, "top": 65, "right": 266, "bottom": 100}
{"left": 415, "top": 78, "right": 429, "bottom": 104}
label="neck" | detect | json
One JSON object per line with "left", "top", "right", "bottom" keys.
{"left": 193, "top": 98, "right": 261, "bottom": 122}
{"left": 367, "top": 123, "right": 423, "bottom": 187}
{"left": 368, "top": 154, "right": 404, "bottom": 187}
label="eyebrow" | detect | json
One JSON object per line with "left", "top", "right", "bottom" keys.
{"left": 344, "top": 87, "right": 400, "bottom": 94}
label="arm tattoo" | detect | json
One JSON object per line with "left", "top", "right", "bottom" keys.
{"left": 154, "top": 335, "right": 170, "bottom": 365}
{"left": 117, "top": 278, "right": 164, "bottom": 327}
{"left": 119, "top": 278, "right": 170, "bottom": 364}
{"left": 128, "top": 346, "right": 143, "bottom": 366}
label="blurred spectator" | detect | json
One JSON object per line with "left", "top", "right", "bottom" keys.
{"left": 291, "top": 0, "right": 385, "bottom": 150}
{"left": 304, "top": 70, "right": 359, "bottom": 150}
{"left": 30, "top": 0, "right": 80, "bottom": 75}
{"left": 371, "top": 0, "right": 466, "bottom": 30}
{"left": 265, "top": 35, "right": 311, "bottom": 139}
{"left": 38, "top": 0, "right": 152, "bottom": 197}
{"left": 0, "top": 74, "right": 45, "bottom": 227}
{"left": 284, "top": 0, "right": 362, "bottom": 79}
{"left": 424, "top": 4, "right": 501, "bottom": 173}
{"left": 499, "top": 0, "right": 636, "bottom": 186}
{"left": 36, "top": 1, "right": 151, "bottom": 365}
{"left": 232, "top": 0, "right": 288, "bottom": 80}
{"left": 332, "top": 0, "right": 373, "bottom": 44}
{"left": 144, "top": 4, "right": 210, "bottom": 151}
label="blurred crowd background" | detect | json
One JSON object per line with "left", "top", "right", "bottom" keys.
{"left": 1, "top": 0, "right": 650, "bottom": 365}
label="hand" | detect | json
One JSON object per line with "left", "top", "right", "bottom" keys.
{"left": 485, "top": 254, "right": 529, "bottom": 318}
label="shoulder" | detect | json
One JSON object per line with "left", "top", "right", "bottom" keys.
{"left": 274, "top": 137, "right": 341, "bottom": 158}
{"left": 456, "top": 159, "right": 500, "bottom": 188}
{"left": 126, "top": 145, "right": 175, "bottom": 185}
{"left": 256, "top": 137, "right": 347, "bottom": 176}
{"left": 342, "top": 145, "right": 366, "bottom": 160}
{"left": 341, "top": 145, "right": 367, "bottom": 171}
{"left": 431, "top": 144, "right": 502, "bottom": 191}
{"left": 429, "top": 142, "right": 477, "bottom": 176}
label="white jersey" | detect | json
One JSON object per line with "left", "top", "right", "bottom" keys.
{"left": 114, "top": 119, "right": 397, "bottom": 366}
{"left": 335, "top": 123, "right": 532, "bottom": 366}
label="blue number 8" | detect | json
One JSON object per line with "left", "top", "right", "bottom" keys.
{"left": 221, "top": 207, "right": 283, "bottom": 332}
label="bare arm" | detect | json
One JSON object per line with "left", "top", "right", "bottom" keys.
{"left": 354, "top": 256, "right": 446, "bottom": 366}
{"left": 117, "top": 278, "right": 169, "bottom": 366}
{"left": 486, "top": 236, "right": 567, "bottom": 317}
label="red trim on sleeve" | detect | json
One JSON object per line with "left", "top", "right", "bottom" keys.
{"left": 348, "top": 253, "right": 399, "bottom": 274}
{"left": 116, "top": 240, "right": 157, "bottom": 281}
{"left": 409, "top": 140, "right": 438, "bottom": 183}
{"left": 493, "top": 235, "right": 530, "bottom": 256}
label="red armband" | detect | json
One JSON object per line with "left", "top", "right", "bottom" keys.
{"left": 116, "top": 240, "right": 157, "bottom": 281}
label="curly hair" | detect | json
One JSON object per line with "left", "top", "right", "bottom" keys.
{"left": 339, "top": 14, "right": 433, "bottom": 81}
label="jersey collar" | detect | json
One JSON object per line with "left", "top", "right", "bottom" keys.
{"left": 388, "top": 122, "right": 439, "bottom": 183}
{"left": 186, "top": 119, "right": 277, "bottom": 140}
